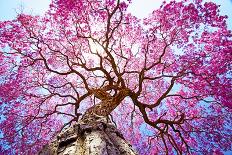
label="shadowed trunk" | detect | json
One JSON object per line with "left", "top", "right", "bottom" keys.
{"left": 39, "top": 116, "right": 137, "bottom": 155}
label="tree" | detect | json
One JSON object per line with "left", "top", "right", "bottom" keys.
{"left": 0, "top": 0, "right": 231, "bottom": 154}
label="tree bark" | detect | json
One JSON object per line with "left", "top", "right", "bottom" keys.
{"left": 38, "top": 116, "right": 137, "bottom": 155}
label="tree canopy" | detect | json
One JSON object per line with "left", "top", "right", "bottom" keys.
{"left": 0, "top": 0, "right": 231, "bottom": 154}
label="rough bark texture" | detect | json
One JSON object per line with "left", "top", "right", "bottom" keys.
{"left": 38, "top": 116, "right": 137, "bottom": 155}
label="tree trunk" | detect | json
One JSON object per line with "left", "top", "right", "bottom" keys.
{"left": 38, "top": 116, "right": 137, "bottom": 155}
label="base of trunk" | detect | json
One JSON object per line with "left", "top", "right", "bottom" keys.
{"left": 39, "top": 117, "right": 137, "bottom": 155}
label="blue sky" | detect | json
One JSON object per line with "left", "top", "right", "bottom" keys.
{"left": 0, "top": 0, "right": 232, "bottom": 30}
